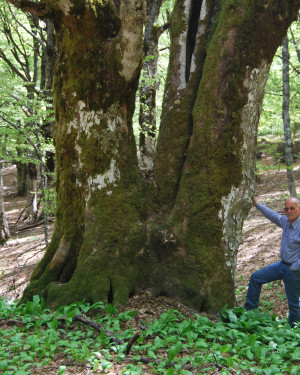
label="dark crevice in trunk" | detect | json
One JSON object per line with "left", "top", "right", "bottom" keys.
{"left": 185, "top": 0, "right": 202, "bottom": 83}
{"left": 58, "top": 258, "right": 78, "bottom": 283}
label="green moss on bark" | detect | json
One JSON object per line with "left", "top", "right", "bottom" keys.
{"left": 43, "top": 177, "right": 153, "bottom": 308}
{"left": 155, "top": 0, "right": 300, "bottom": 312}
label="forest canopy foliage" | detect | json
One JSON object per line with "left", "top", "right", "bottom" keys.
{"left": 0, "top": 0, "right": 54, "bottom": 167}
{"left": 259, "top": 20, "right": 299, "bottom": 138}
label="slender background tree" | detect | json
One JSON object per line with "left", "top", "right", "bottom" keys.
{"left": 257, "top": 21, "right": 299, "bottom": 195}
{"left": 282, "top": 35, "right": 297, "bottom": 196}
{"left": 138, "top": 0, "right": 170, "bottom": 170}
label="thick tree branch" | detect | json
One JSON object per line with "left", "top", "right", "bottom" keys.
{"left": 159, "top": 22, "right": 170, "bottom": 35}
{"left": 125, "top": 332, "right": 141, "bottom": 355}
{"left": 64, "top": 314, "right": 124, "bottom": 346}
{"left": 5, "top": 0, "right": 48, "bottom": 18}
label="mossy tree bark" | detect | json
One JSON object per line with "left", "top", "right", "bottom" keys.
{"left": 153, "top": 0, "right": 299, "bottom": 311}
{"left": 8, "top": 0, "right": 147, "bottom": 307}
{"left": 8, "top": 0, "right": 300, "bottom": 312}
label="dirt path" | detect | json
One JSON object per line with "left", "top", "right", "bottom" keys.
{"left": 0, "top": 166, "right": 51, "bottom": 300}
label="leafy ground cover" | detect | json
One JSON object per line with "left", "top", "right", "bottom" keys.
{"left": 0, "top": 295, "right": 299, "bottom": 375}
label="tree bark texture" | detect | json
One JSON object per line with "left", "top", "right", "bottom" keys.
{"left": 282, "top": 36, "right": 297, "bottom": 197}
{"left": 16, "top": 161, "right": 27, "bottom": 196}
{"left": 0, "top": 162, "right": 10, "bottom": 244}
{"left": 8, "top": 0, "right": 299, "bottom": 312}
{"left": 138, "top": 0, "right": 166, "bottom": 170}
{"left": 153, "top": 0, "right": 299, "bottom": 310}
{"left": 17, "top": 0, "right": 148, "bottom": 307}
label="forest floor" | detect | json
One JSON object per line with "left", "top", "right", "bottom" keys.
{"left": 0, "top": 158, "right": 300, "bottom": 374}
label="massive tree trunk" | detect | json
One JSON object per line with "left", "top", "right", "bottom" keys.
{"left": 9, "top": 0, "right": 299, "bottom": 312}
{"left": 15, "top": 0, "right": 147, "bottom": 307}
{"left": 153, "top": 0, "right": 299, "bottom": 310}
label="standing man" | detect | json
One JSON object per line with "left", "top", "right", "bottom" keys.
{"left": 245, "top": 197, "right": 300, "bottom": 327}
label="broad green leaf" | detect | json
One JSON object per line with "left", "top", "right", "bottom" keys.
{"left": 165, "top": 367, "right": 175, "bottom": 375}
{"left": 168, "top": 341, "right": 182, "bottom": 362}
{"left": 291, "top": 347, "right": 300, "bottom": 361}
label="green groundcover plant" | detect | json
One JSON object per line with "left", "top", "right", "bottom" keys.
{"left": 0, "top": 296, "right": 299, "bottom": 375}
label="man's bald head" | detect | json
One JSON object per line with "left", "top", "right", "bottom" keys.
{"left": 285, "top": 196, "right": 300, "bottom": 224}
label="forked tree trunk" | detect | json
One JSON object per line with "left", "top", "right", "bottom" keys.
{"left": 9, "top": 0, "right": 299, "bottom": 312}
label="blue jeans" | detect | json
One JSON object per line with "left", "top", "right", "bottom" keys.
{"left": 245, "top": 261, "right": 300, "bottom": 326}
